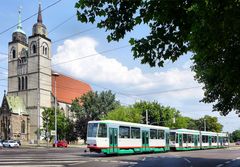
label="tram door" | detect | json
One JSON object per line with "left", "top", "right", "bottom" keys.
{"left": 165, "top": 132, "right": 169, "bottom": 147}
{"left": 109, "top": 128, "right": 118, "bottom": 153}
{"left": 142, "top": 131, "right": 149, "bottom": 152}
{"left": 179, "top": 133, "right": 183, "bottom": 147}
{"left": 209, "top": 136, "right": 212, "bottom": 146}
{"left": 194, "top": 135, "right": 198, "bottom": 147}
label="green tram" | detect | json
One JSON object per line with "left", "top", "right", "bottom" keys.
{"left": 169, "top": 129, "right": 229, "bottom": 151}
{"left": 87, "top": 120, "right": 170, "bottom": 155}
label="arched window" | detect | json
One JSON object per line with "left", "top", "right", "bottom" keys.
{"left": 22, "top": 77, "right": 24, "bottom": 90}
{"left": 45, "top": 47, "right": 48, "bottom": 55}
{"left": 21, "top": 120, "right": 25, "bottom": 133}
{"left": 25, "top": 76, "right": 28, "bottom": 90}
{"left": 12, "top": 49, "right": 16, "bottom": 59}
{"left": 42, "top": 46, "right": 45, "bottom": 55}
{"left": 32, "top": 44, "right": 36, "bottom": 54}
{"left": 18, "top": 77, "right": 21, "bottom": 91}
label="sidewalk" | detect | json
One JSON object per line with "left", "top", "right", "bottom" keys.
{"left": 20, "top": 142, "right": 87, "bottom": 149}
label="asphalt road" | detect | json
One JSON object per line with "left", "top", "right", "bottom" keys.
{"left": 0, "top": 147, "right": 239, "bottom": 167}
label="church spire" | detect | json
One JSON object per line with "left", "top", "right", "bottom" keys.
{"left": 16, "top": 6, "right": 25, "bottom": 34}
{"left": 32, "top": 0, "right": 47, "bottom": 37}
{"left": 37, "top": 0, "right": 42, "bottom": 23}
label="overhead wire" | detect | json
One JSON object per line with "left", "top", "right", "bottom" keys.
{"left": 0, "top": 0, "right": 63, "bottom": 36}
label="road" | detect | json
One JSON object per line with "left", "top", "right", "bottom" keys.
{"left": 0, "top": 147, "right": 239, "bottom": 167}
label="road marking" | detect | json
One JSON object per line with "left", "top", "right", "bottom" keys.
{"left": 225, "top": 161, "right": 230, "bottom": 164}
{"left": 142, "top": 157, "right": 146, "bottom": 161}
{"left": 184, "top": 158, "right": 191, "bottom": 164}
{"left": 237, "top": 157, "right": 240, "bottom": 159}
{"left": 110, "top": 161, "right": 118, "bottom": 163}
{"left": 0, "top": 165, "right": 63, "bottom": 167}
{"left": 231, "top": 159, "right": 236, "bottom": 161}
{"left": 216, "top": 164, "right": 224, "bottom": 167}
{"left": 119, "top": 161, "right": 129, "bottom": 164}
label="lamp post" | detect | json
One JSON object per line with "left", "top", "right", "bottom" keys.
{"left": 52, "top": 72, "right": 59, "bottom": 147}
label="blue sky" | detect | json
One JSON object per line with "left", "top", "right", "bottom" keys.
{"left": 0, "top": 0, "right": 239, "bottom": 132}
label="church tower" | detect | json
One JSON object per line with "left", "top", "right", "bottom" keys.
{"left": 8, "top": 3, "right": 52, "bottom": 141}
{"left": 27, "top": 2, "right": 52, "bottom": 141}
{"left": 8, "top": 7, "right": 28, "bottom": 100}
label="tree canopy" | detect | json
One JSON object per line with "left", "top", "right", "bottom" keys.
{"left": 75, "top": 0, "right": 240, "bottom": 116}
{"left": 42, "top": 107, "right": 78, "bottom": 142}
{"left": 71, "top": 90, "right": 120, "bottom": 141}
{"left": 231, "top": 129, "right": 240, "bottom": 142}
{"left": 102, "top": 106, "right": 142, "bottom": 123}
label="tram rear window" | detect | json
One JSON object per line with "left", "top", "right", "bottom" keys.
{"left": 87, "top": 123, "right": 98, "bottom": 137}
{"left": 98, "top": 123, "right": 107, "bottom": 137}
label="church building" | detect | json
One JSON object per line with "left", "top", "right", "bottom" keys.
{"left": 0, "top": 3, "right": 92, "bottom": 142}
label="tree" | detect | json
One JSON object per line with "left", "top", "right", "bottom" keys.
{"left": 71, "top": 90, "right": 120, "bottom": 142}
{"left": 42, "top": 108, "right": 78, "bottom": 142}
{"left": 75, "top": 0, "right": 240, "bottom": 116}
{"left": 102, "top": 106, "right": 142, "bottom": 123}
{"left": 133, "top": 101, "right": 178, "bottom": 127}
{"left": 231, "top": 129, "right": 240, "bottom": 142}
{"left": 195, "top": 115, "right": 223, "bottom": 132}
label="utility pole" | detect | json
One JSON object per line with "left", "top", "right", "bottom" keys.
{"left": 146, "top": 110, "right": 148, "bottom": 125}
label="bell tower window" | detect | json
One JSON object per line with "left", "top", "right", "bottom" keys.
{"left": 25, "top": 76, "right": 28, "bottom": 90}
{"left": 21, "top": 76, "right": 24, "bottom": 90}
{"left": 33, "top": 44, "right": 36, "bottom": 54}
{"left": 18, "top": 77, "right": 21, "bottom": 91}
{"left": 12, "top": 49, "right": 16, "bottom": 59}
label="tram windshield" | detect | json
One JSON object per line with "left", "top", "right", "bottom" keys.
{"left": 87, "top": 123, "right": 107, "bottom": 138}
{"left": 87, "top": 123, "right": 98, "bottom": 137}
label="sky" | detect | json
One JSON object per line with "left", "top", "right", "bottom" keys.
{"left": 0, "top": 0, "right": 239, "bottom": 132}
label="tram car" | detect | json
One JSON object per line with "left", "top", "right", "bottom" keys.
{"left": 169, "top": 129, "right": 200, "bottom": 151}
{"left": 169, "top": 129, "right": 229, "bottom": 150}
{"left": 86, "top": 120, "right": 170, "bottom": 155}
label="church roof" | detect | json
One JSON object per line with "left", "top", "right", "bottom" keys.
{"left": 5, "top": 96, "right": 28, "bottom": 115}
{"left": 52, "top": 73, "right": 92, "bottom": 104}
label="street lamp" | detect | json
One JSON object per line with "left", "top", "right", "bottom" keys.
{"left": 52, "top": 72, "right": 59, "bottom": 147}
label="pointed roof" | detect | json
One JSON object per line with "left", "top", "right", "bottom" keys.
{"left": 37, "top": 2, "right": 42, "bottom": 23}
{"left": 15, "top": 6, "right": 25, "bottom": 35}
{"left": 4, "top": 95, "right": 28, "bottom": 115}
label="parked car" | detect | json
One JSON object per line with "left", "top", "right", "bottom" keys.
{"left": 236, "top": 141, "right": 240, "bottom": 145}
{"left": 0, "top": 142, "right": 3, "bottom": 149}
{"left": 53, "top": 140, "right": 68, "bottom": 148}
{"left": 14, "top": 140, "right": 21, "bottom": 146}
{"left": 2, "top": 140, "right": 19, "bottom": 148}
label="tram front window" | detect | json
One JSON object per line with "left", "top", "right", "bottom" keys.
{"left": 87, "top": 123, "right": 98, "bottom": 137}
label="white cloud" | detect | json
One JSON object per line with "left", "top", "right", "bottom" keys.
{"left": 52, "top": 36, "right": 239, "bottom": 132}
{"left": 52, "top": 36, "right": 203, "bottom": 104}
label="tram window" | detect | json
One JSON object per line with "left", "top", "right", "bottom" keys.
{"left": 98, "top": 123, "right": 107, "bottom": 137}
{"left": 150, "top": 129, "right": 157, "bottom": 139}
{"left": 87, "top": 123, "right": 98, "bottom": 137}
{"left": 183, "top": 134, "right": 187, "bottom": 143}
{"left": 119, "top": 126, "right": 130, "bottom": 138}
{"left": 176, "top": 134, "right": 179, "bottom": 143}
{"left": 202, "top": 135, "right": 208, "bottom": 143}
{"left": 157, "top": 130, "right": 165, "bottom": 139}
{"left": 170, "top": 132, "right": 175, "bottom": 142}
{"left": 131, "top": 127, "right": 140, "bottom": 139}
{"left": 187, "top": 134, "right": 192, "bottom": 143}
